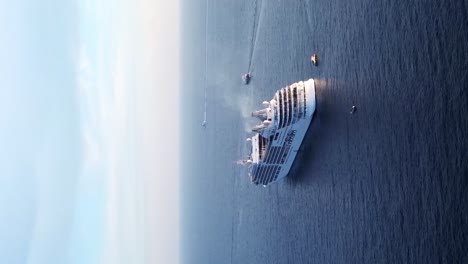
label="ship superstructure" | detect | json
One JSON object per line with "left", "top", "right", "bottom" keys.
{"left": 242, "top": 79, "right": 316, "bottom": 186}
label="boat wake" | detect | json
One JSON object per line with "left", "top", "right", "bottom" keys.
{"left": 202, "top": 89, "right": 207, "bottom": 127}
{"left": 247, "top": 0, "right": 263, "bottom": 73}
{"left": 203, "top": 0, "right": 209, "bottom": 127}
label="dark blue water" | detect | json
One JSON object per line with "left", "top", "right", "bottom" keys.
{"left": 180, "top": 0, "right": 468, "bottom": 263}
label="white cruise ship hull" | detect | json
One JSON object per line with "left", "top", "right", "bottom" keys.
{"left": 246, "top": 79, "right": 316, "bottom": 186}
{"left": 275, "top": 79, "right": 315, "bottom": 181}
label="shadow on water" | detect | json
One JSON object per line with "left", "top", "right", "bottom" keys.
{"left": 286, "top": 78, "right": 351, "bottom": 185}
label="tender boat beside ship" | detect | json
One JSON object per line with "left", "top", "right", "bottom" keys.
{"left": 240, "top": 79, "right": 316, "bottom": 186}
{"left": 242, "top": 73, "right": 251, "bottom": 84}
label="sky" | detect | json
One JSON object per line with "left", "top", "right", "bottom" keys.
{"left": 0, "top": 0, "right": 179, "bottom": 263}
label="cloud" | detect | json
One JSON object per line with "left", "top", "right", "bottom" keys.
{"left": 71, "top": 0, "right": 181, "bottom": 263}
{"left": 76, "top": 39, "right": 145, "bottom": 264}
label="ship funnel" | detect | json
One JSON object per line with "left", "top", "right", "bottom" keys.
{"left": 252, "top": 124, "right": 266, "bottom": 132}
{"left": 262, "top": 101, "right": 270, "bottom": 108}
{"left": 251, "top": 109, "right": 268, "bottom": 121}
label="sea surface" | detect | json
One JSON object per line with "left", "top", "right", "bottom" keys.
{"left": 179, "top": 0, "right": 468, "bottom": 263}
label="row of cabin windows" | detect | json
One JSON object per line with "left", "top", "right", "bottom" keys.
{"left": 258, "top": 136, "right": 268, "bottom": 160}
{"left": 293, "top": 87, "right": 305, "bottom": 119}
{"left": 263, "top": 145, "right": 288, "bottom": 165}
{"left": 253, "top": 165, "right": 280, "bottom": 185}
{"left": 278, "top": 87, "right": 305, "bottom": 129}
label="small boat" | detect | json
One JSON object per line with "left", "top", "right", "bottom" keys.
{"left": 311, "top": 54, "right": 318, "bottom": 66}
{"left": 242, "top": 73, "right": 251, "bottom": 84}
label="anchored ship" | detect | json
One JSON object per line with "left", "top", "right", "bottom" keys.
{"left": 241, "top": 79, "right": 316, "bottom": 186}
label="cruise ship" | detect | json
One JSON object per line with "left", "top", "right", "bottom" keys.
{"left": 241, "top": 79, "right": 316, "bottom": 186}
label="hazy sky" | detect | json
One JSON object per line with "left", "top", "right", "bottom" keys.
{"left": 0, "top": 0, "right": 179, "bottom": 263}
